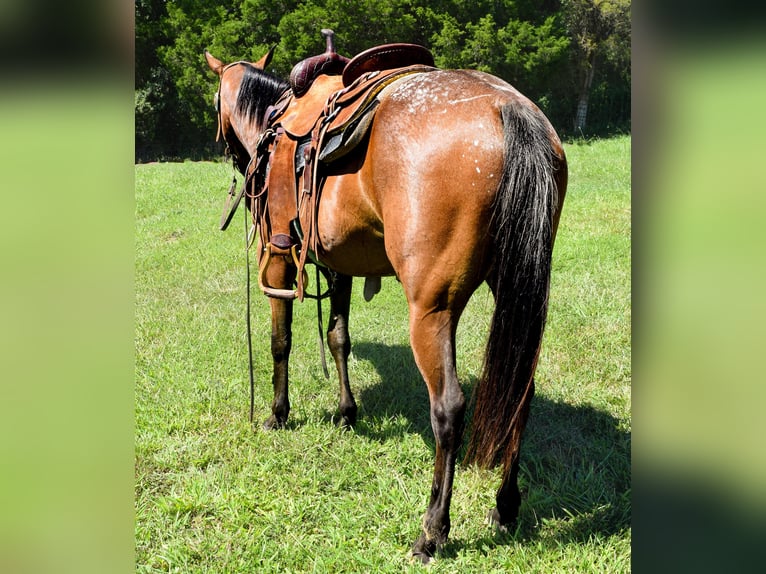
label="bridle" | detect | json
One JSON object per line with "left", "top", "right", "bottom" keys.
{"left": 214, "top": 60, "right": 252, "bottom": 170}
{"left": 212, "top": 61, "right": 265, "bottom": 425}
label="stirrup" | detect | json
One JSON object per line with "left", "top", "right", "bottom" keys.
{"left": 257, "top": 242, "right": 309, "bottom": 300}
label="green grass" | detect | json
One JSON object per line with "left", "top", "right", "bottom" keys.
{"left": 135, "top": 135, "right": 631, "bottom": 572}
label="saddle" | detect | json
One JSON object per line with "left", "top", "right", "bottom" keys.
{"left": 249, "top": 33, "right": 436, "bottom": 300}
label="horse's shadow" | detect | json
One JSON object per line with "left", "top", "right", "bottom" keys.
{"left": 334, "top": 341, "right": 631, "bottom": 549}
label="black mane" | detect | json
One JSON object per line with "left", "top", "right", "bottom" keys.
{"left": 235, "top": 64, "right": 289, "bottom": 127}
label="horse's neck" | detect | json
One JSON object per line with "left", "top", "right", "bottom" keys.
{"left": 231, "top": 115, "right": 265, "bottom": 159}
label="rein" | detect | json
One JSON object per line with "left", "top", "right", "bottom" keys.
{"left": 244, "top": 191, "right": 256, "bottom": 424}
{"left": 216, "top": 65, "right": 332, "bottom": 420}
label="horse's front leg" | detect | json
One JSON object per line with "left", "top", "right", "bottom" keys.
{"left": 263, "top": 255, "right": 296, "bottom": 430}
{"left": 326, "top": 273, "right": 357, "bottom": 427}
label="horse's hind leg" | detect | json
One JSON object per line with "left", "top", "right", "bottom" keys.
{"left": 407, "top": 304, "right": 466, "bottom": 562}
{"left": 326, "top": 273, "right": 357, "bottom": 427}
{"left": 263, "top": 257, "right": 296, "bottom": 430}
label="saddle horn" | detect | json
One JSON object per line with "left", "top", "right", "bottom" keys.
{"left": 321, "top": 29, "right": 337, "bottom": 54}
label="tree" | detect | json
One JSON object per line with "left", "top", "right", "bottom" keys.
{"left": 136, "top": 0, "right": 172, "bottom": 159}
{"left": 135, "top": 0, "right": 630, "bottom": 159}
{"left": 562, "top": 0, "right": 630, "bottom": 131}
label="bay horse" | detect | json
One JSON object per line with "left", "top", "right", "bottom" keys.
{"left": 205, "top": 41, "right": 567, "bottom": 562}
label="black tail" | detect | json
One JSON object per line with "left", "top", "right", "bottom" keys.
{"left": 464, "top": 103, "right": 561, "bottom": 468}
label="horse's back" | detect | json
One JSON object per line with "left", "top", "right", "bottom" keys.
{"left": 370, "top": 69, "right": 518, "bottom": 200}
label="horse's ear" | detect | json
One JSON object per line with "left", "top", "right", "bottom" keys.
{"left": 205, "top": 51, "right": 224, "bottom": 76}
{"left": 254, "top": 45, "right": 276, "bottom": 70}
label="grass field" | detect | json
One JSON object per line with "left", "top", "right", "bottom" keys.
{"left": 135, "top": 135, "right": 631, "bottom": 572}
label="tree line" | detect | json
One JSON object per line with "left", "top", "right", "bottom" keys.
{"left": 136, "top": 0, "right": 630, "bottom": 161}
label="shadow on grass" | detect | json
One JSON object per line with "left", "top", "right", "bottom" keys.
{"left": 351, "top": 341, "right": 432, "bottom": 440}
{"left": 347, "top": 341, "right": 631, "bottom": 548}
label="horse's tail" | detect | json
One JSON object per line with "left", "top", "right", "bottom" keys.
{"left": 464, "top": 102, "right": 561, "bottom": 469}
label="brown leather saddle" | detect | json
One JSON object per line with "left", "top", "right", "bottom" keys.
{"left": 248, "top": 33, "right": 436, "bottom": 300}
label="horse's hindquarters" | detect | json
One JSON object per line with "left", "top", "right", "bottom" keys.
{"left": 368, "top": 71, "right": 512, "bottom": 295}
{"left": 312, "top": 70, "right": 556, "bottom": 287}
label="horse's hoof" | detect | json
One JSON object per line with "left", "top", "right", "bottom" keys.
{"left": 411, "top": 534, "right": 437, "bottom": 564}
{"left": 411, "top": 551, "right": 433, "bottom": 565}
{"left": 336, "top": 412, "right": 357, "bottom": 429}
{"left": 486, "top": 507, "right": 512, "bottom": 534}
{"left": 336, "top": 417, "right": 353, "bottom": 430}
{"left": 262, "top": 415, "right": 286, "bottom": 430}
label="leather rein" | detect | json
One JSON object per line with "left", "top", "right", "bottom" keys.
{"left": 214, "top": 63, "right": 331, "bottom": 423}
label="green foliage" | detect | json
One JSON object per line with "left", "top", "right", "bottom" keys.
{"left": 561, "top": 0, "right": 631, "bottom": 131}
{"left": 135, "top": 0, "right": 630, "bottom": 161}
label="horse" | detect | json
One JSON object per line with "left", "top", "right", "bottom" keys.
{"left": 205, "top": 40, "right": 567, "bottom": 562}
